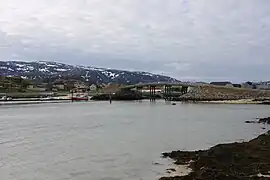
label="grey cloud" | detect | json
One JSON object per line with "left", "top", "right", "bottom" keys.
{"left": 0, "top": 0, "right": 270, "bottom": 82}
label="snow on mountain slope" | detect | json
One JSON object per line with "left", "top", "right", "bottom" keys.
{"left": 0, "top": 61, "right": 179, "bottom": 84}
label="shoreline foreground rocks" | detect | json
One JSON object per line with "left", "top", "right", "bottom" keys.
{"left": 258, "top": 117, "right": 270, "bottom": 124}
{"left": 245, "top": 117, "right": 270, "bottom": 124}
{"left": 160, "top": 130, "right": 270, "bottom": 180}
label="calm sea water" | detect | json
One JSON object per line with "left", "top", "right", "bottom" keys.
{"left": 1, "top": 101, "right": 269, "bottom": 180}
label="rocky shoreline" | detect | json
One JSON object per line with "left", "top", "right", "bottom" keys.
{"left": 90, "top": 85, "right": 270, "bottom": 104}
{"left": 245, "top": 117, "right": 270, "bottom": 124}
{"left": 181, "top": 99, "right": 270, "bottom": 105}
{"left": 178, "top": 86, "right": 270, "bottom": 102}
{"left": 160, "top": 128, "right": 270, "bottom": 180}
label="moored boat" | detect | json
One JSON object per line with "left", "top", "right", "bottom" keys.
{"left": 71, "top": 93, "right": 88, "bottom": 101}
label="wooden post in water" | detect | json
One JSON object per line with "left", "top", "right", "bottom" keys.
{"left": 164, "top": 85, "right": 167, "bottom": 101}
{"left": 169, "top": 85, "right": 172, "bottom": 101}
{"left": 164, "top": 85, "right": 171, "bottom": 101}
{"left": 153, "top": 85, "right": 156, "bottom": 101}
{"left": 154, "top": 86, "right": 156, "bottom": 101}
{"left": 164, "top": 85, "right": 172, "bottom": 101}
{"left": 109, "top": 93, "right": 112, "bottom": 104}
{"left": 71, "top": 90, "right": 74, "bottom": 102}
{"left": 149, "top": 85, "right": 152, "bottom": 101}
{"left": 137, "top": 87, "right": 143, "bottom": 100}
{"left": 149, "top": 85, "right": 156, "bottom": 102}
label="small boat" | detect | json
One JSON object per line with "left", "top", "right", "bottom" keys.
{"left": 72, "top": 93, "right": 88, "bottom": 101}
{"left": 0, "top": 96, "right": 12, "bottom": 101}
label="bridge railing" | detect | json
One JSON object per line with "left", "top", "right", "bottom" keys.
{"left": 121, "top": 82, "right": 199, "bottom": 89}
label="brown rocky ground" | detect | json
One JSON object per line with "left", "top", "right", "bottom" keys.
{"left": 179, "top": 85, "right": 270, "bottom": 101}
{"left": 160, "top": 131, "right": 270, "bottom": 180}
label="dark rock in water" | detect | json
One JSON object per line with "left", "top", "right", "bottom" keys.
{"left": 258, "top": 117, "right": 270, "bottom": 124}
{"left": 152, "top": 162, "right": 162, "bottom": 165}
{"left": 160, "top": 133, "right": 270, "bottom": 180}
{"left": 261, "top": 101, "right": 270, "bottom": 105}
{"left": 245, "top": 117, "right": 270, "bottom": 124}
{"left": 166, "top": 168, "right": 176, "bottom": 172}
{"left": 245, "top": 120, "right": 257, "bottom": 124}
{"left": 162, "top": 152, "right": 170, "bottom": 158}
{"left": 172, "top": 103, "right": 176, "bottom": 105}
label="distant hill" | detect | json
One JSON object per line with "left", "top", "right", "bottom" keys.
{"left": 254, "top": 81, "right": 270, "bottom": 85}
{"left": 0, "top": 61, "right": 179, "bottom": 85}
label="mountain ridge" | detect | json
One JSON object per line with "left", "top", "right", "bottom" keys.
{"left": 0, "top": 61, "right": 179, "bottom": 85}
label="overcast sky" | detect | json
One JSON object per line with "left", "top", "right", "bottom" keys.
{"left": 0, "top": 0, "right": 270, "bottom": 82}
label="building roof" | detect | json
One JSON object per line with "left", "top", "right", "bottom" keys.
{"left": 233, "top": 84, "right": 242, "bottom": 88}
{"left": 210, "top": 81, "right": 232, "bottom": 86}
{"left": 244, "top": 81, "right": 253, "bottom": 85}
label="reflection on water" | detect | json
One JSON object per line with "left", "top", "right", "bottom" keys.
{"left": 0, "top": 101, "right": 269, "bottom": 180}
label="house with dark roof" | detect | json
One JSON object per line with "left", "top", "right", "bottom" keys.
{"left": 210, "top": 81, "right": 233, "bottom": 87}
{"left": 233, "top": 84, "right": 242, "bottom": 88}
{"left": 242, "top": 81, "right": 256, "bottom": 89}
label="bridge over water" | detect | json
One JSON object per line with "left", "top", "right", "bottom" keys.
{"left": 121, "top": 81, "right": 199, "bottom": 89}
{"left": 121, "top": 82, "right": 200, "bottom": 101}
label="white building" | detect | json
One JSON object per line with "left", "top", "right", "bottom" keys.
{"left": 74, "top": 82, "right": 88, "bottom": 89}
{"left": 89, "top": 84, "right": 97, "bottom": 92}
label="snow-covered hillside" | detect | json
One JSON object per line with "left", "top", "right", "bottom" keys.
{"left": 0, "top": 61, "right": 179, "bottom": 84}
